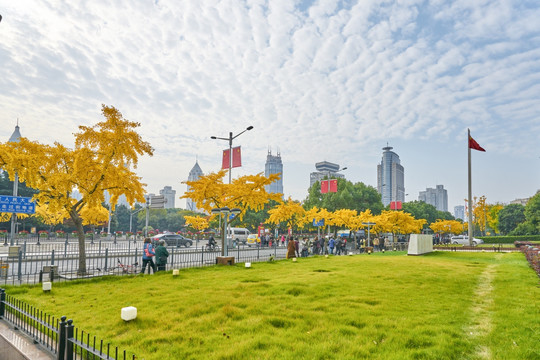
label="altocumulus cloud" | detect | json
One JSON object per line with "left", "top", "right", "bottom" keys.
{"left": 1, "top": 0, "right": 539, "bottom": 203}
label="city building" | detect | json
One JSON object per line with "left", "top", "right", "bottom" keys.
{"left": 377, "top": 145, "right": 405, "bottom": 207}
{"left": 159, "top": 186, "right": 176, "bottom": 209}
{"left": 264, "top": 149, "right": 283, "bottom": 195}
{"left": 186, "top": 160, "right": 204, "bottom": 212}
{"left": 454, "top": 205, "right": 465, "bottom": 220}
{"left": 309, "top": 161, "right": 345, "bottom": 188}
{"left": 418, "top": 185, "right": 448, "bottom": 212}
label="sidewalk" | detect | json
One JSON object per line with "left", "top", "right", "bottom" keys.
{"left": 0, "top": 320, "right": 55, "bottom": 360}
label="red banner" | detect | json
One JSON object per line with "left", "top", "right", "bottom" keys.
{"left": 321, "top": 180, "right": 329, "bottom": 194}
{"left": 232, "top": 146, "right": 242, "bottom": 168}
{"left": 329, "top": 179, "right": 338, "bottom": 193}
{"left": 390, "top": 201, "right": 402, "bottom": 210}
{"left": 221, "top": 149, "right": 230, "bottom": 169}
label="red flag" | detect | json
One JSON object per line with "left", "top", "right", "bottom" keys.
{"left": 329, "top": 179, "right": 338, "bottom": 193}
{"left": 222, "top": 149, "right": 230, "bottom": 169}
{"left": 321, "top": 180, "right": 329, "bottom": 194}
{"left": 468, "top": 135, "right": 486, "bottom": 152}
{"left": 232, "top": 146, "right": 242, "bottom": 168}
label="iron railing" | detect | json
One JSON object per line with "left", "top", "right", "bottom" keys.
{"left": 0, "top": 288, "right": 135, "bottom": 359}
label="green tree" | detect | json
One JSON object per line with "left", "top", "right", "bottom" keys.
{"left": 524, "top": 192, "right": 540, "bottom": 233}
{"left": 303, "top": 179, "right": 383, "bottom": 214}
{"left": 498, "top": 203, "right": 526, "bottom": 235}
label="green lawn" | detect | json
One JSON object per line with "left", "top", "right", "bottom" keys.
{"left": 5, "top": 251, "right": 540, "bottom": 360}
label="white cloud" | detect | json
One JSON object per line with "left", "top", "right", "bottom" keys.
{"left": 1, "top": 0, "right": 539, "bottom": 210}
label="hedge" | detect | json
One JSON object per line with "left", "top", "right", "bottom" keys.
{"left": 478, "top": 235, "right": 540, "bottom": 244}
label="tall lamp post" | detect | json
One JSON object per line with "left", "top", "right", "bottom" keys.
{"left": 362, "top": 222, "right": 376, "bottom": 248}
{"left": 212, "top": 207, "right": 241, "bottom": 257}
{"left": 324, "top": 167, "right": 347, "bottom": 237}
{"left": 8, "top": 123, "right": 22, "bottom": 246}
{"left": 211, "top": 126, "right": 253, "bottom": 184}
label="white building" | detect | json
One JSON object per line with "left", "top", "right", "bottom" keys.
{"left": 419, "top": 185, "right": 448, "bottom": 212}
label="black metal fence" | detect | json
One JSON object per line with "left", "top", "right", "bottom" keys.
{"left": 0, "top": 238, "right": 402, "bottom": 285}
{"left": 0, "top": 288, "right": 135, "bottom": 360}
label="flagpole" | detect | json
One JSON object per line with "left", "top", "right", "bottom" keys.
{"left": 467, "top": 129, "right": 473, "bottom": 246}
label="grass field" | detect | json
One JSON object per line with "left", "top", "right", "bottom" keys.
{"left": 5, "top": 251, "right": 540, "bottom": 360}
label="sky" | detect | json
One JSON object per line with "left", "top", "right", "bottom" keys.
{"left": 1, "top": 0, "right": 539, "bottom": 213}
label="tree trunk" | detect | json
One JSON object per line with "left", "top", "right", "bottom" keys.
{"left": 69, "top": 211, "right": 87, "bottom": 275}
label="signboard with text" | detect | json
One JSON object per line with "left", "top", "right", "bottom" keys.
{"left": 0, "top": 195, "right": 35, "bottom": 214}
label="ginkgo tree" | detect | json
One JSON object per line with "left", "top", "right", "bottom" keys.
{"left": 0, "top": 105, "right": 153, "bottom": 274}
{"left": 266, "top": 197, "right": 307, "bottom": 233}
{"left": 182, "top": 169, "right": 282, "bottom": 219}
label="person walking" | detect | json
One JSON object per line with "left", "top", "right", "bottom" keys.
{"left": 155, "top": 240, "right": 169, "bottom": 272}
{"left": 141, "top": 238, "right": 157, "bottom": 274}
{"left": 286, "top": 236, "right": 296, "bottom": 259}
{"left": 328, "top": 236, "right": 335, "bottom": 255}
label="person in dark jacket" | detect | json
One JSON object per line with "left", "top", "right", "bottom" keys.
{"left": 141, "top": 237, "right": 156, "bottom": 274}
{"left": 286, "top": 236, "right": 296, "bottom": 259}
{"left": 155, "top": 240, "right": 169, "bottom": 272}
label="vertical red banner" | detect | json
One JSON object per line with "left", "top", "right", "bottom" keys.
{"left": 232, "top": 146, "right": 242, "bottom": 168}
{"left": 321, "top": 180, "right": 329, "bottom": 194}
{"left": 222, "top": 149, "right": 230, "bottom": 169}
{"left": 329, "top": 179, "right": 338, "bottom": 193}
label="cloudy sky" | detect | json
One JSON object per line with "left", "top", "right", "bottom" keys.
{"left": 1, "top": 0, "right": 539, "bottom": 212}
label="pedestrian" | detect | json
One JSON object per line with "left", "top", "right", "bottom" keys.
{"left": 155, "top": 240, "right": 169, "bottom": 272}
{"left": 294, "top": 238, "right": 300, "bottom": 258}
{"left": 286, "top": 236, "right": 296, "bottom": 259}
{"left": 281, "top": 235, "right": 285, "bottom": 247}
{"left": 373, "top": 237, "right": 380, "bottom": 252}
{"left": 342, "top": 237, "right": 348, "bottom": 254}
{"left": 336, "top": 237, "right": 343, "bottom": 255}
{"left": 312, "top": 236, "right": 319, "bottom": 255}
{"left": 328, "top": 236, "right": 335, "bottom": 255}
{"left": 141, "top": 237, "right": 156, "bottom": 274}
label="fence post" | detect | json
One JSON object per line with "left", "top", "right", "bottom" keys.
{"left": 17, "top": 250, "right": 23, "bottom": 281}
{"left": 23, "top": 240, "right": 27, "bottom": 259}
{"left": 104, "top": 248, "right": 109, "bottom": 271}
{"left": 64, "top": 239, "right": 68, "bottom": 258}
{"left": 57, "top": 316, "right": 67, "bottom": 360}
{"left": 37, "top": 232, "right": 41, "bottom": 246}
{"left": 257, "top": 245, "right": 260, "bottom": 260}
{"left": 51, "top": 249, "right": 55, "bottom": 265}
{"left": 65, "top": 319, "right": 74, "bottom": 360}
{"left": 0, "top": 288, "right": 5, "bottom": 318}
{"left": 134, "top": 248, "right": 138, "bottom": 266}
{"left": 3, "top": 233, "right": 7, "bottom": 246}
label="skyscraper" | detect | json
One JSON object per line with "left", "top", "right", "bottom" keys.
{"left": 310, "top": 161, "right": 345, "bottom": 188}
{"left": 377, "top": 145, "right": 405, "bottom": 207}
{"left": 454, "top": 205, "right": 465, "bottom": 220}
{"left": 264, "top": 150, "right": 283, "bottom": 194}
{"left": 419, "top": 185, "right": 448, "bottom": 212}
{"left": 159, "top": 186, "right": 176, "bottom": 209}
{"left": 186, "top": 161, "right": 204, "bottom": 212}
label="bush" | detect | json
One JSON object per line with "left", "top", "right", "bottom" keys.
{"left": 479, "top": 235, "right": 540, "bottom": 244}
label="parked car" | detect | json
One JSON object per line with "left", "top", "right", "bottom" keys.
{"left": 152, "top": 233, "right": 193, "bottom": 247}
{"left": 246, "top": 234, "right": 260, "bottom": 247}
{"left": 450, "top": 235, "right": 483, "bottom": 246}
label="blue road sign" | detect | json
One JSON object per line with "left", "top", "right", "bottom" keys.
{"left": 0, "top": 195, "right": 36, "bottom": 214}
{"left": 312, "top": 219, "right": 325, "bottom": 227}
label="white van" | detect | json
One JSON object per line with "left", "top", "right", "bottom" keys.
{"left": 227, "top": 227, "right": 250, "bottom": 245}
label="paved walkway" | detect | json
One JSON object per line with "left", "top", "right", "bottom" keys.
{"left": 0, "top": 320, "right": 55, "bottom": 360}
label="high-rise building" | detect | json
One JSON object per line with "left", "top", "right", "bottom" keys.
{"left": 264, "top": 150, "right": 283, "bottom": 194}
{"left": 159, "top": 186, "right": 176, "bottom": 209}
{"left": 186, "top": 161, "right": 204, "bottom": 212}
{"left": 454, "top": 205, "right": 465, "bottom": 220}
{"left": 377, "top": 146, "right": 405, "bottom": 207}
{"left": 310, "top": 161, "right": 345, "bottom": 188}
{"left": 419, "top": 185, "right": 448, "bottom": 212}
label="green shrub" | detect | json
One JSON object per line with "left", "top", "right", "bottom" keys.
{"left": 478, "top": 235, "right": 540, "bottom": 244}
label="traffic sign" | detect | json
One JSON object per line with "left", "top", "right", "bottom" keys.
{"left": 312, "top": 219, "right": 325, "bottom": 227}
{"left": 0, "top": 195, "right": 36, "bottom": 214}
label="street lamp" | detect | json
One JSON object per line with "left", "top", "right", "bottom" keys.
{"left": 211, "top": 207, "right": 241, "bottom": 257}
{"left": 129, "top": 208, "right": 144, "bottom": 233}
{"left": 362, "top": 222, "right": 376, "bottom": 248}
{"left": 211, "top": 126, "right": 253, "bottom": 184}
